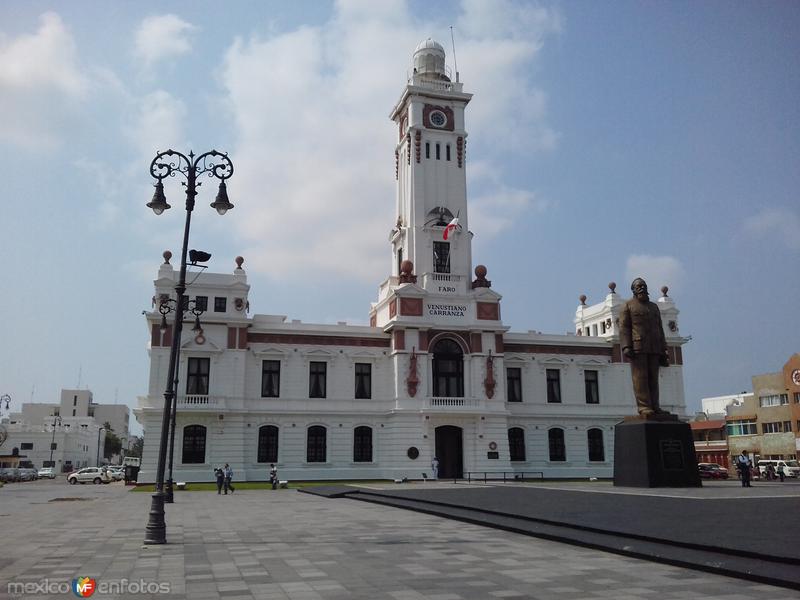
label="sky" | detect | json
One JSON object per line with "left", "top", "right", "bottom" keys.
{"left": 1, "top": 1, "right": 798, "bottom": 436}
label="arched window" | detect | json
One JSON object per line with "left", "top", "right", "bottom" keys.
{"left": 307, "top": 426, "right": 327, "bottom": 463}
{"left": 588, "top": 428, "right": 605, "bottom": 462}
{"left": 182, "top": 425, "right": 206, "bottom": 464}
{"left": 508, "top": 427, "right": 526, "bottom": 462}
{"left": 257, "top": 425, "right": 279, "bottom": 463}
{"left": 548, "top": 428, "right": 566, "bottom": 462}
{"left": 353, "top": 426, "right": 373, "bottom": 462}
{"left": 432, "top": 338, "right": 464, "bottom": 397}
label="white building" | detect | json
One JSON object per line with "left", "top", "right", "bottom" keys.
{"left": 700, "top": 393, "right": 753, "bottom": 418}
{"left": 135, "top": 40, "right": 690, "bottom": 483}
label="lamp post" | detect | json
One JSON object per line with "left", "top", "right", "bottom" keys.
{"left": 159, "top": 296, "right": 206, "bottom": 504}
{"left": 49, "top": 415, "right": 62, "bottom": 468}
{"left": 96, "top": 426, "right": 106, "bottom": 467}
{"left": 144, "top": 149, "right": 234, "bottom": 546}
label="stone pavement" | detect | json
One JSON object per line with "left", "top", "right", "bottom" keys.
{"left": 1, "top": 478, "right": 799, "bottom": 599}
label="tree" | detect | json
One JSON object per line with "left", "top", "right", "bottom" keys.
{"left": 128, "top": 436, "right": 143, "bottom": 458}
{"left": 103, "top": 430, "right": 122, "bottom": 459}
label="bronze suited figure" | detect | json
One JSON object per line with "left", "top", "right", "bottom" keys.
{"left": 618, "top": 278, "right": 670, "bottom": 416}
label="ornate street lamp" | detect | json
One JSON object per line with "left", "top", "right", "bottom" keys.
{"left": 48, "top": 415, "right": 62, "bottom": 468}
{"left": 96, "top": 426, "right": 106, "bottom": 467}
{"left": 0, "top": 394, "right": 11, "bottom": 451}
{"left": 144, "top": 149, "right": 234, "bottom": 545}
{"left": 158, "top": 295, "right": 206, "bottom": 504}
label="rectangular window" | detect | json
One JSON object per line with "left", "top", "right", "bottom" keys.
{"left": 794, "top": 393, "right": 800, "bottom": 404}
{"left": 763, "top": 422, "right": 783, "bottom": 434}
{"left": 72, "top": 409, "right": 76, "bottom": 416}
{"left": 73, "top": 396, "right": 77, "bottom": 406}
{"left": 309, "top": 362, "right": 327, "bottom": 398}
{"left": 585, "top": 370, "right": 600, "bottom": 404}
{"left": 186, "top": 357, "right": 210, "bottom": 395}
{"left": 600, "top": 321, "right": 606, "bottom": 334}
{"left": 759, "top": 394, "right": 789, "bottom": 407}
{"left": 436, "top": 143, "right": 441, "bottom": 160}
{"left": 592, "top": 324, "right": 598, "bottom": 336}
{"left": 354, "top": 363, "right": 372, "bottom": 399}
{"left": 261, "top": 360, "right": 280, "bottom": 398}
{"left": 546, "top": 369, "right": 561, "bottom": 403}
{"left": 425, "top": 142, "right": 430, "bottom": 159}
{"left": 446, "top": 144, "right": 451, "bottom": 161}
{"left": 506, "top": 368, "right": 522, "bottom": 402}
{"left": 20, "top": 442, "right": 33, "bottom": 450}
{"left": 195, "top": 296, "right": 208, "bottom": 311}
{"left": 726, "top": 420, "right": 758, "bottom": 436}
{"left": 51, "top": 443, "right": 57, "bottom": 450}
{"left": 214, "top": 297, "right": 227, "bottom": 312}
{"left": 783, "top": 421, "right": 792, "bottom": 432}
{"left": 433, "top": 241, "right": 450, "bottom": 273}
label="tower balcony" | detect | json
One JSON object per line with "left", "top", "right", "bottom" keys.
{"left": 421, "top": 272, "right": 467, "bottom": 295}
{"left": 408, "top": 73, "right": 464, "bottom": 93}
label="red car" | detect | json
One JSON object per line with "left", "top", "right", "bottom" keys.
{"left": 698, "top": 463, "right": 729, "bottom": 479}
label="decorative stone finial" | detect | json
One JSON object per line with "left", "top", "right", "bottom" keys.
{"left": 661, "top": 285, "right": 669, "bottom": 297}
{"left": 579, "top": 294, "right": 587, "bottom": 305}
{"left": 235, "top": 256, "right": 244, "bottom": 270}
{"left": 472, "top": 265, "right": 491, "bottom": 289}
{"left": 608, "top": 282, "right": 616, "bottom": 293}
{"left": 399, "top": 260, "right": 417, "bottom": 284}
{"left": 162, "top": 250, "right": 172, "bottom": 264}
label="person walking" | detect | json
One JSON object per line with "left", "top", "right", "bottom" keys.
{"left": 766, "top": 463, "right": 776, "bottom": 481}
{"left": 223, "top": 463, "right": 235, "bottom": 494}
{"left": 431, "top": 456, "right": 439, "bottom": 480}
{"left": 269, "top": 463, "right": 278, "bottom": 490}
{"left": 214, "top": 467, "right": 225, "bottom": 494}
{"left": 736, "top": 451, "right": 752, "bottom": 487}
{"left": 777, "top": 462, "right": 785, "bottom": 482}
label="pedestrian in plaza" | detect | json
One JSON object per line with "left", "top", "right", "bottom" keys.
{"left": 269, "top": 463, "right": 278, "bottom": 490}
{"left": 766, "top": 464, "right": 776, "bottom": 481}
{"left": 736, "top": 451, "right": 752, "bottom": 487}
{"left": 223, "top": 463, "right": 235, "bottom": 494}
{"left": 777, "top": 463, "right": 785, "bottom": 482}
{"left": 431, "top": 456, "right": 439, "bottom": 480}
{"left": 214, "top": 467, "right": 225, "bottom": 494}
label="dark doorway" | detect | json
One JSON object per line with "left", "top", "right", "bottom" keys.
{"left": 435, "top": 425, "right": 463, "bottom": 479}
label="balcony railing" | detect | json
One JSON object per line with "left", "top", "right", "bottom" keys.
{"left": 177, "top": 395, "right": 220, "bottom": 409}
{"left": 423, "top": 397, "right": 482, "bottom": 410}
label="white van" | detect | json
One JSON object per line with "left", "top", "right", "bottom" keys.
{"left": 122, "top": 456, "right": 141, "bottom": 468}
{"left": 757, "top": 459, "right": 800, "bottom": 478}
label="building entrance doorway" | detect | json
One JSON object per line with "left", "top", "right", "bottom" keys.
{"left": 435, "top": 425, "right": 463, "bottom": 479}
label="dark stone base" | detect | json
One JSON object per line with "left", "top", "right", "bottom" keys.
{"left": 613, "top": 419, "right": 701, "bottom": 487}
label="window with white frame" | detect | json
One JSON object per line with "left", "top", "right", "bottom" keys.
{"left": 759, "top": 394, "right": 788, "bottom": 407}
{"left": 727, "top": 420, "right": 758, "bottom": 436}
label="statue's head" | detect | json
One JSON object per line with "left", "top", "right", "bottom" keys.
{"left": 631, "top": 278, "right": 649, "bottom": 301}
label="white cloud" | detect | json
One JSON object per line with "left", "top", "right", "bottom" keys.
{"left": 0, "top": 12, "right": 89, "bottom": 149}
{"left": 126, "top": 90, "right": 188, "bottom": 159}
{"left": 743, "top": 207, "right": 800, "bottom": 251}
{"left": 134, "top": 14, "right": 197, "bottom": 68}
{"left": 625, "top": 255, "right": 684, "bottom": 296}
{"left": 218, "top": 0, "right": 560, "bottom": 282}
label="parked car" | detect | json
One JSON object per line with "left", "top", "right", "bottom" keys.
{"left": 757, "top": 459, "right": 800, "bottom": 479}
{"left": 698, "top": 463, "right": 728, "bottom": 479}
{"left": 107, "top": 467, "right": 124, "bottom": 481}
{"left": 697, "top": 463, "right": 728, "bottom": 479}
{"left": 18, "top": 468, "right": 39, "bottom": 481}
{"left": 0, "top": 468, "right": 21, "bottom": 482}
{"left": 38, "top": 467, "right": 56, "bottom": 479}
{"left": 67, "top": 467, "right": 112, "bottom": 485}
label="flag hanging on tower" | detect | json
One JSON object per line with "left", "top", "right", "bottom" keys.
{"left": 443, "top": 217, "right": 460, "bottom": 240}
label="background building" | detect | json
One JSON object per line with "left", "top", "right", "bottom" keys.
{"left": 136, "top": 40, "right": 690, "bottom": 483}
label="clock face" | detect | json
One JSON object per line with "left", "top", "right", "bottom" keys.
{"left": 792, "top": 369, "right": 800, "bottom": 386}
{"left": 429, "top": 110, "right": 446, "bottom": 128}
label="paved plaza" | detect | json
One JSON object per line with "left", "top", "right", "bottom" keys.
{"left": 1, "top": 479, "right": 799, "bottom": 599}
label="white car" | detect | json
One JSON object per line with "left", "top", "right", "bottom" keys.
{"left": 107, "top": 467, "right": 124, "bottom": 481}
{"left": 67, "top": 467, "right": 112, "bottom": 485}
{"left": 37, "top": 467, "right": 56, "bottom": 479}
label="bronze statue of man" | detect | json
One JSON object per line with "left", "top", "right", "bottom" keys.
{"left": 619, "top": 278, "right": 670, "bottom": 416}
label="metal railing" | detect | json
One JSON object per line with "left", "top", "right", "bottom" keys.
{"left": 177, "top": 395, "right": 219, "bottom": 407}
{"left": 458, "top": 471, "right": 545, "bottom": 484}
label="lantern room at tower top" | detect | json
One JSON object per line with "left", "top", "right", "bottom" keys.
{"left": 134, "top": 40, "right": 690, "bottom": 484}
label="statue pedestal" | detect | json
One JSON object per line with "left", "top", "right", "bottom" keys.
{"left": 613, "top": 416, "right": 701, "bottom": 487}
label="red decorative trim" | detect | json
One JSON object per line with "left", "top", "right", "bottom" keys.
{"left": 389, "top": 299, "right": 397, "bottom": 319}
{"left": 227, "top": 328, "right": 237, "bottom": 349}
{"left": 456, "top": 136, "right": 463, "bottom": 168}
{"left": 423, "top": 104, "right": 455, "bottom": 131}
{"left": 247, "top": 333, "right": 390, "bottom": 347}
{"left": 151, "top": 324, "right": 161, "bottom": 347}
{"left": 238, "top": 327, "right": 248, "bottom": 350}
{"left": 505, "top": 343, "right": 612, "bottom": 357}
{"left": 369, "top": 314, "right": 377, "bottom": 327}
{"left": 611, "top": 344, "right": 625, "bottom": 363}
{"left": 484, "top": 352, "right": 495, "bottom": 399}
{"left": 675, "top": 346, "right": 683, "bottom": 365}
{"left": 470, "top": 333, "right": 482, "bottom": 353}
{"left": 393, "top": 330, "right": 405, "bottom": 350}
{"left": 400, "top": 297, "right": 423, "bottom": 316}
{"left": 495, "top": 334, "right": 504, "bottom": 354}
{"left": 476, "top": 302, "right": 500, "bottom": 320}
{"left": 407, "top": 347, "right": 419, "bottom": 397}
{"left": 428, "top": 330, "right": 471, "bottom": 353}
{"left": 414, "top": 130, "right": 421, "bottom": 163}
{"left": 419, "top": 330, "right": 429, "bottom": 352}
{"left": 161, "top": 325, "right": 173, "bottom": 348}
